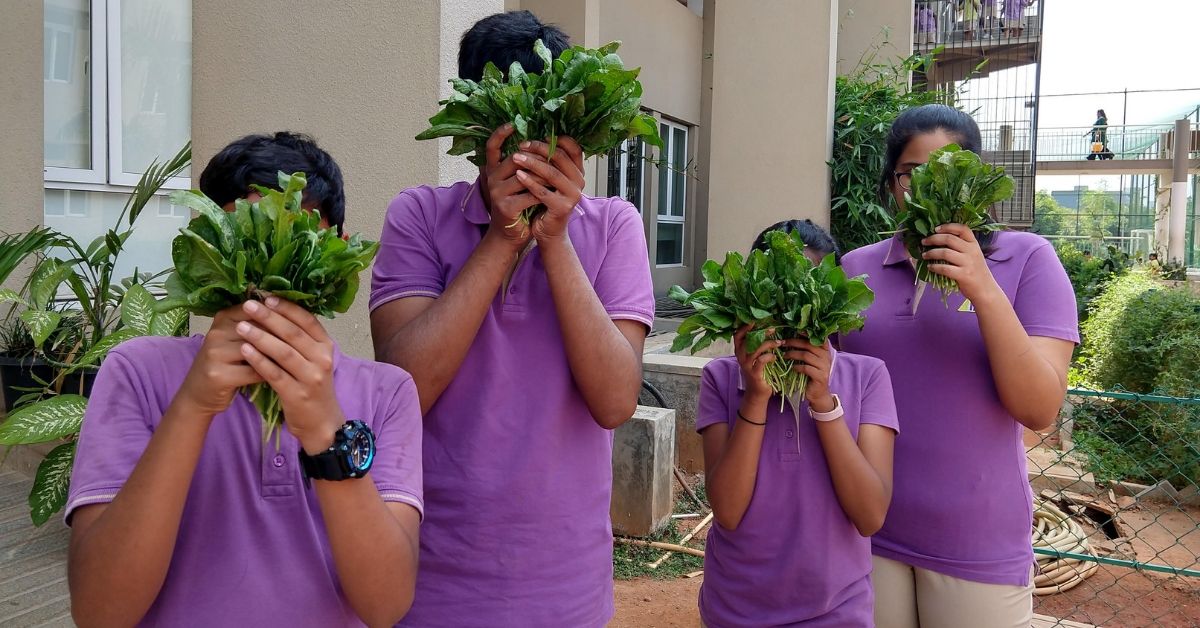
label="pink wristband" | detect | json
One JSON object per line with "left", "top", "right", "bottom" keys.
{"left": 809, "top": 394, "right": 844, "bottom": 422}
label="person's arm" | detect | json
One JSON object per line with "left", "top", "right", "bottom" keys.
{"left": 922, "top": 224, "right": 1075, "bottom": 431}
{"left": 512, "top": 138, "right": 649, "bottom": 429}
{"left": 69, "top": 309, "right": 264, "bottom": 628}
{"left": 702, "top": 327, "right": 781, "bottom": 530}
{"left": 783, "top": 339, "right": 896, "bottom": 536}
{"left": 238, "top": 297, "right": 419, "bottom": 626}
{"left": 371, "top": 124, "right": 538, "bottom": 414}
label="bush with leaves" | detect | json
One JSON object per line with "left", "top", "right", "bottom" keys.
{"left": 0, "top": 144, "right": 191, "bottom": 525}
{"left": 829, "top": 44, "right": 960, "bottom": 252}
{"left": 668, "top": 230, "right": 874, "bottom": 407}
{"left": 1054, "top": 242, "right": 1128, "bottom": 323}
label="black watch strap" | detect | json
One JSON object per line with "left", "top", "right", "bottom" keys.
{"left": 299, "top": 448, "right": 346, "bottom": 482}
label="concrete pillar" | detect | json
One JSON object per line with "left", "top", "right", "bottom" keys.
{"left": 836, "top": 0, "right": 915, "bottom": 76}
{"left": 192, "top": 0, "right": 500, "bottom": 359}
{"left": 1155, "top": 175, "right": 1171, "bottom": 256}
{"left": 642, "top": 353, "right": 712, "bottom": 474}
{"left": 1169, "top": 119, "right": 1190, "bottom": 264}
{"left": 702, "top": 0, "right": 839, "bottom": 262}
{"left": 611, "top": 406, "right": 677, "bottom": 537}
{"left": 0, "top": 0, "right": 44, "bottom": 291}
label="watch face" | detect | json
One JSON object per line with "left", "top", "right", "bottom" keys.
{"left": 345, "top": 421, "right": 375, "bottom": 475}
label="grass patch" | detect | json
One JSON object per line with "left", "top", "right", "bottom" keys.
{"left": 612, "top": 476, "right": 708, "bottom": 580}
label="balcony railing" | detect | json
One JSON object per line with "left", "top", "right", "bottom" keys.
{"left": 1035, "top": 124, "right": 1179, "bottom": 162}
{"left": 914, "top": 0, "right": 1044, "bottom": 48}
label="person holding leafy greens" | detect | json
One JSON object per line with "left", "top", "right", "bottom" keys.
{"left": 65, "top": 133, "right": 423, "bottom": 627}
{"left": 369, "top": 11, "right": 654, "bottom": 628}
{"left": 696, "top": 221, "right": 898, "bottom": 627}
{"left": 839, "top": 104, "right": 1079, "bottom": 627}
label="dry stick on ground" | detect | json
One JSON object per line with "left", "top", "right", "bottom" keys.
{"left": 649, "top": 512, "right": 714, "bottom": 569}
{"left": 674, "top": 468, "right": 706, "bottom": 508}
{"left": 614, "top": 538, "right": 706, "bottom": 558}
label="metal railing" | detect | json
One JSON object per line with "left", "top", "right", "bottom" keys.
{"left": 1029, "top": 387, "right": 1200, "bottom": 626}
{"left": 914, "top": 0, "right": 1044, "bottom": 47}
{"left": 1035, "top": 124, "right": 1179, "bottom": 162}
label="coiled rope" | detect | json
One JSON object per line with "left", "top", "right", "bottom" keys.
{"left": 1032, "top": 498, "right": 1101, "bottom": 595}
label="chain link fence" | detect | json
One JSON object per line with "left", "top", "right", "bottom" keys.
{"left": 1029, "top": 387, "right": 1200, "bottom": 627}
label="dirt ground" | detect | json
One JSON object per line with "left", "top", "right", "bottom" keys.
{"left": 612, "top": 577, "right": 701, "bottom": 628}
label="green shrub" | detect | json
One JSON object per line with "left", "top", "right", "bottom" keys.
{"left": 1072, "top": 397, "right": 1200, "bottom": 491}
{"left": 1078, "top": 271, "right": 1160, "bottom": 390}
{"left": 1054, "top": 242, "right": 1128, "bottom": 323}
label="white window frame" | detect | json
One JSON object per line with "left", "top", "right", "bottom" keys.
{"left": 656, "top": 120, "right": 688, "bottom": 268}
{"left": 611, "top": 138, "right": 645, "bottom": 212}
{"left": 44, "top": 0, "right": 189, "bottom": 190}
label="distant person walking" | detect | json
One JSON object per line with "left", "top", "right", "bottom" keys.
{"left": 960, "top": 0, "right": 981, "bottom": 40}
{"left": 1086, "top": 109, "right": 1111, "bottom": 160}
{"left": 1003, "top": 0, "right": 1034, "bottom": 37}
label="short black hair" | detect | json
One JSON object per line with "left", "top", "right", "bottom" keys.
{"left": 458, "top": 10, "right": 570, "bottom": 82}
{"left": 752, "top": 219, "right": 841, "bottom": 263}
{"left": 198, "top": 132, "right": 346, "bottom": 234}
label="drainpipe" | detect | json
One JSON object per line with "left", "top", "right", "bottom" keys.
{"left": 1168, "top": 119, "right": 1189, "bottom": 264}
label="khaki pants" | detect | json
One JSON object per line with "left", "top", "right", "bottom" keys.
{"left": 872, "top": 555, "right": 1033, "bottom": 628}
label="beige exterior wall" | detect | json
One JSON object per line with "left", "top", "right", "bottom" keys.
{"left": 0, "top": 0, "right": 45, "bottom": 289}
{"left": 518, "top": 0, "right": 599, "bottom": 48}
{"left": 703, "top": 0, "right": 839, "bottom": 261}
{"left": 192, "top": 0, "right": 458, "bottom": 359}
{"left": 598, "top": 0, "right": 703, "bottom": 125}
{"left": 837, "top": 0, "right": 914, "bottom": 76}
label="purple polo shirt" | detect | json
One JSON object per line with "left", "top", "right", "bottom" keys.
{"left": 66, "top": 335, "right": 424, "bottom": 627}
{"left": 695, "top": 350, "right": 899, "bottom": 627}
{"left": 840, "top": 231, "right": 1079, "bottom": 586}
{"left": 370, "top": 179, "right": 655, "bottom": 627}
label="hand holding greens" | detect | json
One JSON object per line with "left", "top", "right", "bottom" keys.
{"left": 897, "top": 144, "right": 1012, "bottom": 301}
{"left": 669, "top": 231, "right": 875, "bottom": 407}
{"left": 416, "top": 40, "right": 663, "bottom": 224}
{"left": 161, "top": 173, "right": 379, "bottom": 440}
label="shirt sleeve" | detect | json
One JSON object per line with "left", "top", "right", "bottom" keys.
{"left": 370, "top": 373, "right": 424, "bottom": 519}
{"left": 594, "top": 201, "right": 656, "bottom": 329}
{"left": 859, "top": 361, "right": 900, "bottom": 433}
{"left": 370, "top": 188, "right": 445, "bottom": 311}
{"left": 695, "top": 361, "right": 733, "bottom": 433}
{"left": 65, "top": 349, "right": 153, "bottom": 524}
{"left": 1014, "top": 241, "right": 1081, "bottom": 343}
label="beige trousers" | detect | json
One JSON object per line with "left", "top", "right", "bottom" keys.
{"left": 872, "top": 555, "right": 1033, "bottom": 628}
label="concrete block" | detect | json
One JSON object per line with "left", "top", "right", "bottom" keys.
{"left": 611, "top": 406, "right": 676, "bottom": 537}
{"left": 643, "top": 353, "right": 711, "bottom": 473}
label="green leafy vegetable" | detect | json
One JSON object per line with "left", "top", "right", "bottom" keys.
{"left": 161, "top": 172, "right": 379, "bottom": 441}
{"left": 897, "top": 144, "right": 1012, "bottom": 301}
{"left": 416, "top": 40, "right": 663, "bottom": 225}
{"left": 668, "top": 231, "right": 875, "bottom": 408}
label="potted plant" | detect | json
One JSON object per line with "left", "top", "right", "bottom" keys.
{"left": 0, "top": 143, "right": 191, "bottom": 525}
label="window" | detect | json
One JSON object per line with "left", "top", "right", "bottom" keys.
{"left": 607, "top": 138, "right": 644, "bottom": 211}
{"left": 43, "top": 0, "right": 192, "bottom": 279}
{"left": 656, "top": 121, "right": 688, "bottom": 266}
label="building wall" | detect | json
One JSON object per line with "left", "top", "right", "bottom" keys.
{"left": 598, "top": 0, "right": 703, "bottom": 126}
{"left": 192, "top": 0, "right": 486, "bottom": 359}
{"left": 0, "top": 0, "right": 45, "bottom": 289}
{"left": 703, "top": 0, "right": 838, "bottom": 259}
{"left": 836, "top": 0, "right": 914, "bottom": 76}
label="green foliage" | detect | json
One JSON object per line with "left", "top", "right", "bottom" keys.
{"left": 416, "top": 40, "right": 663, "bottom": 224}
{"left": 612, "top": 483, "right": 708, "bottom": 580}
{"left": 1054, "top": 242, "right": 1128, "bottom": 323}
{"left": 828, "top": 47, "right": 952, "bottom": 252}
{"left": 0, "top": 143, "right": 191, "bottom": 525}
{"left": 162, "top": 173, "right": 379, "bottom": 439}
{"left": 668, "top": 231, "right": 874, "bottom": 404}
{"left": 1072, "top": 398, "right": 1200, "bottom": 491}
{"left": 897, "top": 145, "right": 1011, "bottom": 300}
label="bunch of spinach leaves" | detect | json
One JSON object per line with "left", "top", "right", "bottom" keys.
{"left": 160, "top": 172, "right": 379, "bottom": 440}
{"left": 898, "top": 144, "right": 1012, "bottom": 301}
{"left": 669, "top": 231, "right": 875, "bottom": 406}
{"left": 416, "top": 39, "right": 662, "bottom": 224}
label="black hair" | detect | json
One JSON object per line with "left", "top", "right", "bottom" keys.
{"left": 199, "top": 132, "right": 346, "bottom": 235}
{"left": 1097, "top": 109, "right": 1107, "bottom": 118}
{"left": 751, "top": 219, "right": 841, "bottom": 263}
{"left": 458, "top": 11, "right": 571, "bottom": 82}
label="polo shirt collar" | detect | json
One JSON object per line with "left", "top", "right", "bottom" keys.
{"left": 460, "top": 175, "right": 590, "bottom": 226}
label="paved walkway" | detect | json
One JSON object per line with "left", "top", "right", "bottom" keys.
{"left": 0, "top": 470, "right": 71, "bottom": 627}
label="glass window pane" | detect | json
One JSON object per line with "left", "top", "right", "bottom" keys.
{"left": 656, "top": 222, "right": 684, "bottom": 266}
{"left": 671, "top": 127, "right": 687, "bottom": 217}
{"left": 625, "top": 139, "right": 643, "bottom": 211}
{"left": 44, "top": 0, "right": 91, "bottom": 169}
{"left": 121, "top": 0, "right": 191, "bottom": 176}
{"left": 44, "top": 190, "right": 186, "bottom": 279}
{"left": 658, "top": 123, "right": 670, "bottom": 217}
